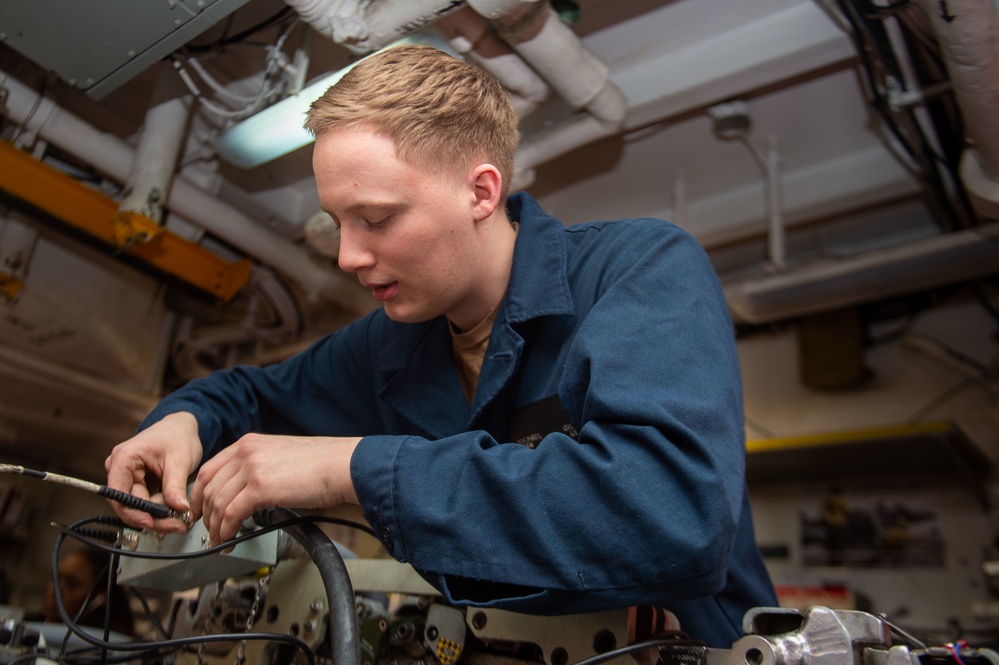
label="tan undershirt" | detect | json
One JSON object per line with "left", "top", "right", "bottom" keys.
{"left": 450, "top": 304, "right": 499, "bottom": 404}
{"left": 450, "top": 222, "right": 517, "bottom": 404}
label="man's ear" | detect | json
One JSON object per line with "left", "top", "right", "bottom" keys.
{"left": 470, "top": 163, "right": 503, "bottom": 222}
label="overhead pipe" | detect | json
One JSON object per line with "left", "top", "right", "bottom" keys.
{"left": 0, "top": 70, "right": 369, "bottom": 312}
{"left": 915, "top": 0, "right": 999, "bottom": 218}
{"left": 433, "top": 5, "right": 550, "bottom": 117}
{"left": 283, "top": 0, "right": 626, "bottom": 190}
{"left": 118, "top": 63, "right": 192, "bottom": 226}
{"left": 473, "top": 1, "right": 628, "bottom": 189}
{"left": 284, "top": 0, "right": 465, "bottom": 53}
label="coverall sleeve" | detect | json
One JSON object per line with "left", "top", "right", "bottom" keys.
{"left": 351, "top": 220, "right": 747, "bottom": 615}
{"left": 139, "top": 314, "right": 387, "bottom": 458}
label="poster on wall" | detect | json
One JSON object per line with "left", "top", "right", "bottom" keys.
{"left": 800, "top": 487, "right": 944, "bottom": 567}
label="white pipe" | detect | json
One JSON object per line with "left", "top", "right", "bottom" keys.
{"left": 915, "top": 0, "right": 999, "bottom": 216}
{"left": 119, "top": 63, "right": 192, "bottom": 223}
{"left": 513, "top": 85, "right": 626, "bottom": 175}
{"left": 285, "top": 0, "right": 464, "bottom": 53}
{"left": 485, "top": 3, "right": 627, "bottom": 187}
{"left": 486, "top": 3, "right": 613, "bottom": 109}
{"left": 433, "top": 6, "right": 549, "bottom": 117}
{"left": 737, "top": 133, "right": 786, "bottom": 273}
{"left": 0, "top": 70, "right": 367, "bottom": 311}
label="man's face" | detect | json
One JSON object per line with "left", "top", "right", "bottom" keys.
{"left": 44, "top": 552, "right": 100, "bottom": 622}
{"left": 313, "top": 126, "right": 486, "bottom": 327}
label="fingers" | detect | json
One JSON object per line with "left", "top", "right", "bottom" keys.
{"left": 104, "top": 412, "right": 202, "bottom": 532}
{"left": 104, "top": 445, "right": 156, "bottom": 530}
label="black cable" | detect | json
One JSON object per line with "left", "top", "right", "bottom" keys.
{"left": 183, "top": 6, "right": 296, "bottom": 54}
{"left": 835, "top": 0, "right": 972, "bottom": 232}
{"left": 255, "top": 507, "right": 361, "bottom": 665}
{"left": 570, "top": 637, "right": 704, "bottom": 665}
{"left": 130, "top": 587, "right": 172, "bottom": 640}
{"left": 0, "top": 464, "right": 189, "bottom": 522}
{"left": 51, "top": 517, "right": 319, "bottom": 665}
{"left": 53, "top": 513, "right": 375, "bottom": 562}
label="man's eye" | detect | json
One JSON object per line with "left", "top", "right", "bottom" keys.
{"left": 364, "top": 216, "right": 391, "bottom": 228}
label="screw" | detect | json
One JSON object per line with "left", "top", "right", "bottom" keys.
{"left": 119, "top": 531, "right": 139, "bottom": 551}
{"left": 310, "top": 601, "right": 324, "bottom": 614}
{"left": 304, "top": 620, "right": 316, "bottom": 633}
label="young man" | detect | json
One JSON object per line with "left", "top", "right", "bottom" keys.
{"left": 105, "top": 45, "right": 775, "bottom": 647}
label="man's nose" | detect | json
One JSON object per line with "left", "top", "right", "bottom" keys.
{"left": 337, "top": 227, "right": 375, "bottom": 273}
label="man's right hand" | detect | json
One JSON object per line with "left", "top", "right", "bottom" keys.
{"left": 104, "top": 411, "right": 203, "bottom": 532}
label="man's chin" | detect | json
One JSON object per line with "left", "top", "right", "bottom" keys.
{"left": 382, "top": 303, "right": 437, "bottom": 324}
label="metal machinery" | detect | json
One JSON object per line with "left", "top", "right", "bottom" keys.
{"left": 3, "top": 512, "right": 995, "bottom": 665}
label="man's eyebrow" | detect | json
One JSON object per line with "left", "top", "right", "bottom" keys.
{"left": 342, "top": 200, "right": 402, "bottom": 213}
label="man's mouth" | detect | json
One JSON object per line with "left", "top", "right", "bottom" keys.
{"left": 369, "top": 281, "right": 399, "bottom": 301}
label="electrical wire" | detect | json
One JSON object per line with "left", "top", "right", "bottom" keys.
{"left": 0, "top": 464, "right": 190, "bottom": 523}
{"left": 43, "top": 511, "right": 375, "bottom": 663}
{"left": 183, "top": 6, "right": 296, "bottom": 54}
{"left": 833, "top": 0, "right": 974, "bottom": 232}
{"left": 905, "top": 375, "right": 992, "bottom": 423}
{"left": 51, "top": 515, "right": 321, "bottom": 665}
{"left": 53, "top": 513, "right": 375, "bottom": 562}
{"left": 569, "top": 636, "right": 703, "bottom": 665}
{"left": 255, "top": 507, "right": 361, "bottom": 665}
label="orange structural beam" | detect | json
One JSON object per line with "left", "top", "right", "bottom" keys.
{"left": 0, "top": 141, "right": 251, "bottom": 302}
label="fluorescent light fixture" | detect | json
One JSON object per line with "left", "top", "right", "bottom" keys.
{"left": 216, "top": 31, "right": 455, "bottom": 168}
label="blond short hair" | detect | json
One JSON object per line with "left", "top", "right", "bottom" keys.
{"left": 305, "top": 45, "right": 519, "bottom": 198}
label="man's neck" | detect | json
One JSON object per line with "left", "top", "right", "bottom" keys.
{"left": 447, "top": 213, "right": 518, "bottom": 332}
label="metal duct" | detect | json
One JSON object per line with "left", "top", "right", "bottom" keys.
{"left": 724, "top": 223, "right": 999, "bottom": 324}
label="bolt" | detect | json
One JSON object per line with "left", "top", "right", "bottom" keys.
{"left": 310, "top": 601, "right": 324, "bottom": 614}
{"left": 304, "top": 620, "right": 316, "bottom": 633}
{"left": 173, "top": 18, "right": 182, "bottom": 27}
{"left": 119, "top": 531, "right": 139, "bottom": 551}
{"left": 426, "top": 626, "right": 439, "bottom": 641}
{"left": 126, "top": 49, "right": 136, "bottom": 58}
{"left": 167, "top": 0, "right": 176, "bottom": 8}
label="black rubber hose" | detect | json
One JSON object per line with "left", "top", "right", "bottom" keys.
{"left": 254, "top": 507, "right": 360, "bottom": 665}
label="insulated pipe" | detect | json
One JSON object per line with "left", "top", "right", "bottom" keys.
{"left": 284, "top": 0, "right": 464, "bottom": 53}
{"left": 485, "top": 2, "right": 613, "bottom": 109}
{"left": 482, "top": 2, "right": 627, "bottom": 187}
{"left": 433, "top": 6, "right": 550, "bottom": 117}
{"left": 915, "top": 0, "right": 999, "bottom": 216}
{"left": 0, "top": 70, "right": 367, "bottom": 311}
{"left": 118, "top": 63, "right": 192, "bottom": 223}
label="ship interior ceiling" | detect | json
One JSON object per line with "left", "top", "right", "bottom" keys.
{"left": 1, "top": 0, "right": 999, "bottom": 654}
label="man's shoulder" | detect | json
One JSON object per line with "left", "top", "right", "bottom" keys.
{"left": 562, "top": 216, "right": 702, "bottom": 256}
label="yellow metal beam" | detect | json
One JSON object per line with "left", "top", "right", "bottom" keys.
{"left": 0, "top": 141, "right": 251, "bottom": 301}
{"left": 0, "top": 272, "right": 24, "bottom": 303}
{"left": 745, "top": 420, "right": 954, "bottom": 454}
